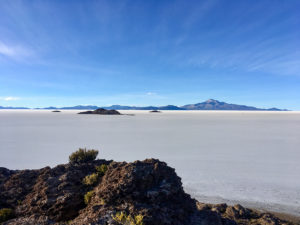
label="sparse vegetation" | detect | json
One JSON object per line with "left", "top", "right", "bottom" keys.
{"left": 83, "top": 173, "right": 99, "bottom": 186}
{"left": 95, "top": 164, "right": 108, "bottom": 176}
{"left": 82, "top": 164, "right": 108, "bottom": 186}
{"left": 112, "top": 211, "right": 144, "bottom": 225}
{"left": 69, "top": 148, "right": 98, "bottom": 163}
{"left": 0, "top": 208, "right": 14, "bottom": 223}
{"left": 84, "top": 191, "right": 94, "bottom": 205}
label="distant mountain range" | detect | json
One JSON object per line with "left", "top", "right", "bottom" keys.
{"left": 104, "top": 104, "right": 185, "bottom": 110}
{"left": 0, "top": 106, "right": 30, "bottom": 109}
{"left": 36, "top": 105, "right": 100, "bottom": 110}
{"left": 0, "top": 99, "right": 288, "bottom": 111}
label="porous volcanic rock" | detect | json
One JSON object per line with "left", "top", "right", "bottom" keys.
{"left": 73, "top": 159, "right": 196, "bottom": 225}
{"left": 78, "top": 108, "right": 121, "bottom": 115}
{"left": 0, "top": 168, "right": 39, "bottom": 209}
{"left": 0, "top": 159, "right": 297, "bottom": 225}
{"left": 196, "top": 202, "right": 296, "bottom": 225}
{"left": 0, "top": 159, "right": 111, "bottom": 224}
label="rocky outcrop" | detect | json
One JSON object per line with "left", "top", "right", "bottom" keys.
{"left": 78, "top": 108, "right": 121, "bottom": 115}
{"left": 0, "top": 159, "right": 297, "bottom": 225}
{"left": 73, "top": 159, "right": 196, "bottom": 225}
{"left": 0, "top": 160, "right": 111, "bottom": 224}
{"left": 195, "top": 203, "right": 297, "bottom": 225}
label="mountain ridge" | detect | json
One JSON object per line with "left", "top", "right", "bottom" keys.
{"left": 181, "top": 99, "right": 286, "bottom": 111}
{"left": 0, "top": 106, "right": 30, "bottom": 109}
{"left": 0, "top": 99, "right": 288, "bottom": 111}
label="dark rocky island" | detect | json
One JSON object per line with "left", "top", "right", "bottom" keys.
{"left": 149, "top": 110, "right": 161, "bottom": 113}
{"left": 0, "top": 149, "right": 298, "bottom": 225}
{"left": 78, "top": 108, "right": 121, "bottom": 115}
{"left": 52, "top": 110, "right": 61, "bottom": 113}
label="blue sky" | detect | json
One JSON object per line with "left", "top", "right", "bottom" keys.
{"left": 0, "top": 0, "right": 299, "bottom": 109}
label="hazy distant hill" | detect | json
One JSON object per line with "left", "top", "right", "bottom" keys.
{"left": 157, "top": 105, "right": 185, "bottom": 110}
{"left": 181, "top": 99, "right": 285, "bottom": 111}
{"left": 104, "top": 100, "right": 286, "bottom": 111}
{"left": 1, "top": 99, "right": 287, "bottom": 111}
{"left": 34, "top": 105, "right": 183, "bottom": 110}
{"left": 104, "top": 105, "right": 184, "bottom": 110}
{"left": 35, "top": 105, "right": 99, "bottom": 110}
{"left": 61, "top": 105, "right": 99, "bottom": 110}
{"left": 0, "top": 106, "right": 29, "bottom": 109}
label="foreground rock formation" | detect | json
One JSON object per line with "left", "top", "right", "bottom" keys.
{"left": 0, "top": 159, "right": 297, "bottom": 225}
{"left": 78, "top": 108, "right": 121, "bottom": 115}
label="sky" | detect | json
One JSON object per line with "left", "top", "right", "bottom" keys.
{"left": 0, "top": 0, "right": 299, "bottom": 109}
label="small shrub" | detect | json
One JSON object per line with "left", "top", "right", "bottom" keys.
{"left": 112, "top": 211, "right": 144, "bottom": 225}
{"left": 69, "top": 148, "right": 98, "bottom": 163}
{"left": 83, "top": 173, "right": 99, "bottom": 186}
{"left": 84, "top": 191, "right": 94, "bottom": 205}
{"left": 134, "top": 215, "right": 144, "bottom": 225}
{"left": 95, "top": 164, "right": 108, "bottom": 176}
{"left": 0, "top": 208, "right": 14, "bottom": 223}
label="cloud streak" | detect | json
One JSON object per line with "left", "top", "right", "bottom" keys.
{"left": 0, "top": 41, "right": 33, "bottom": 61}
{"left": 0, "top": 96, "right": 20, "bottom": 101}
{"left": 165, "top": 1, "right": 300, "bottom": 76}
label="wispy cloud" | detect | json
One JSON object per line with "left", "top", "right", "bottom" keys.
{"left": 0, "top": 42, "right": 16, "bottom": 57}
{"left": 167, "top": 10, "right": 300, "bottom": 76}
{"left": 180, "top": 41, "right": 300, "bottom": 76}
{"left": 0, "top": 41, "right": 33, "bottom": 61}
{"left": 151, "top": 0, "right": 300, "bottom": 77}
{"left": 146, "top": 92, "right": 157, "bottom": 96}
{"left": 0, "top": 96, "right": 20, "bottom": 101}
